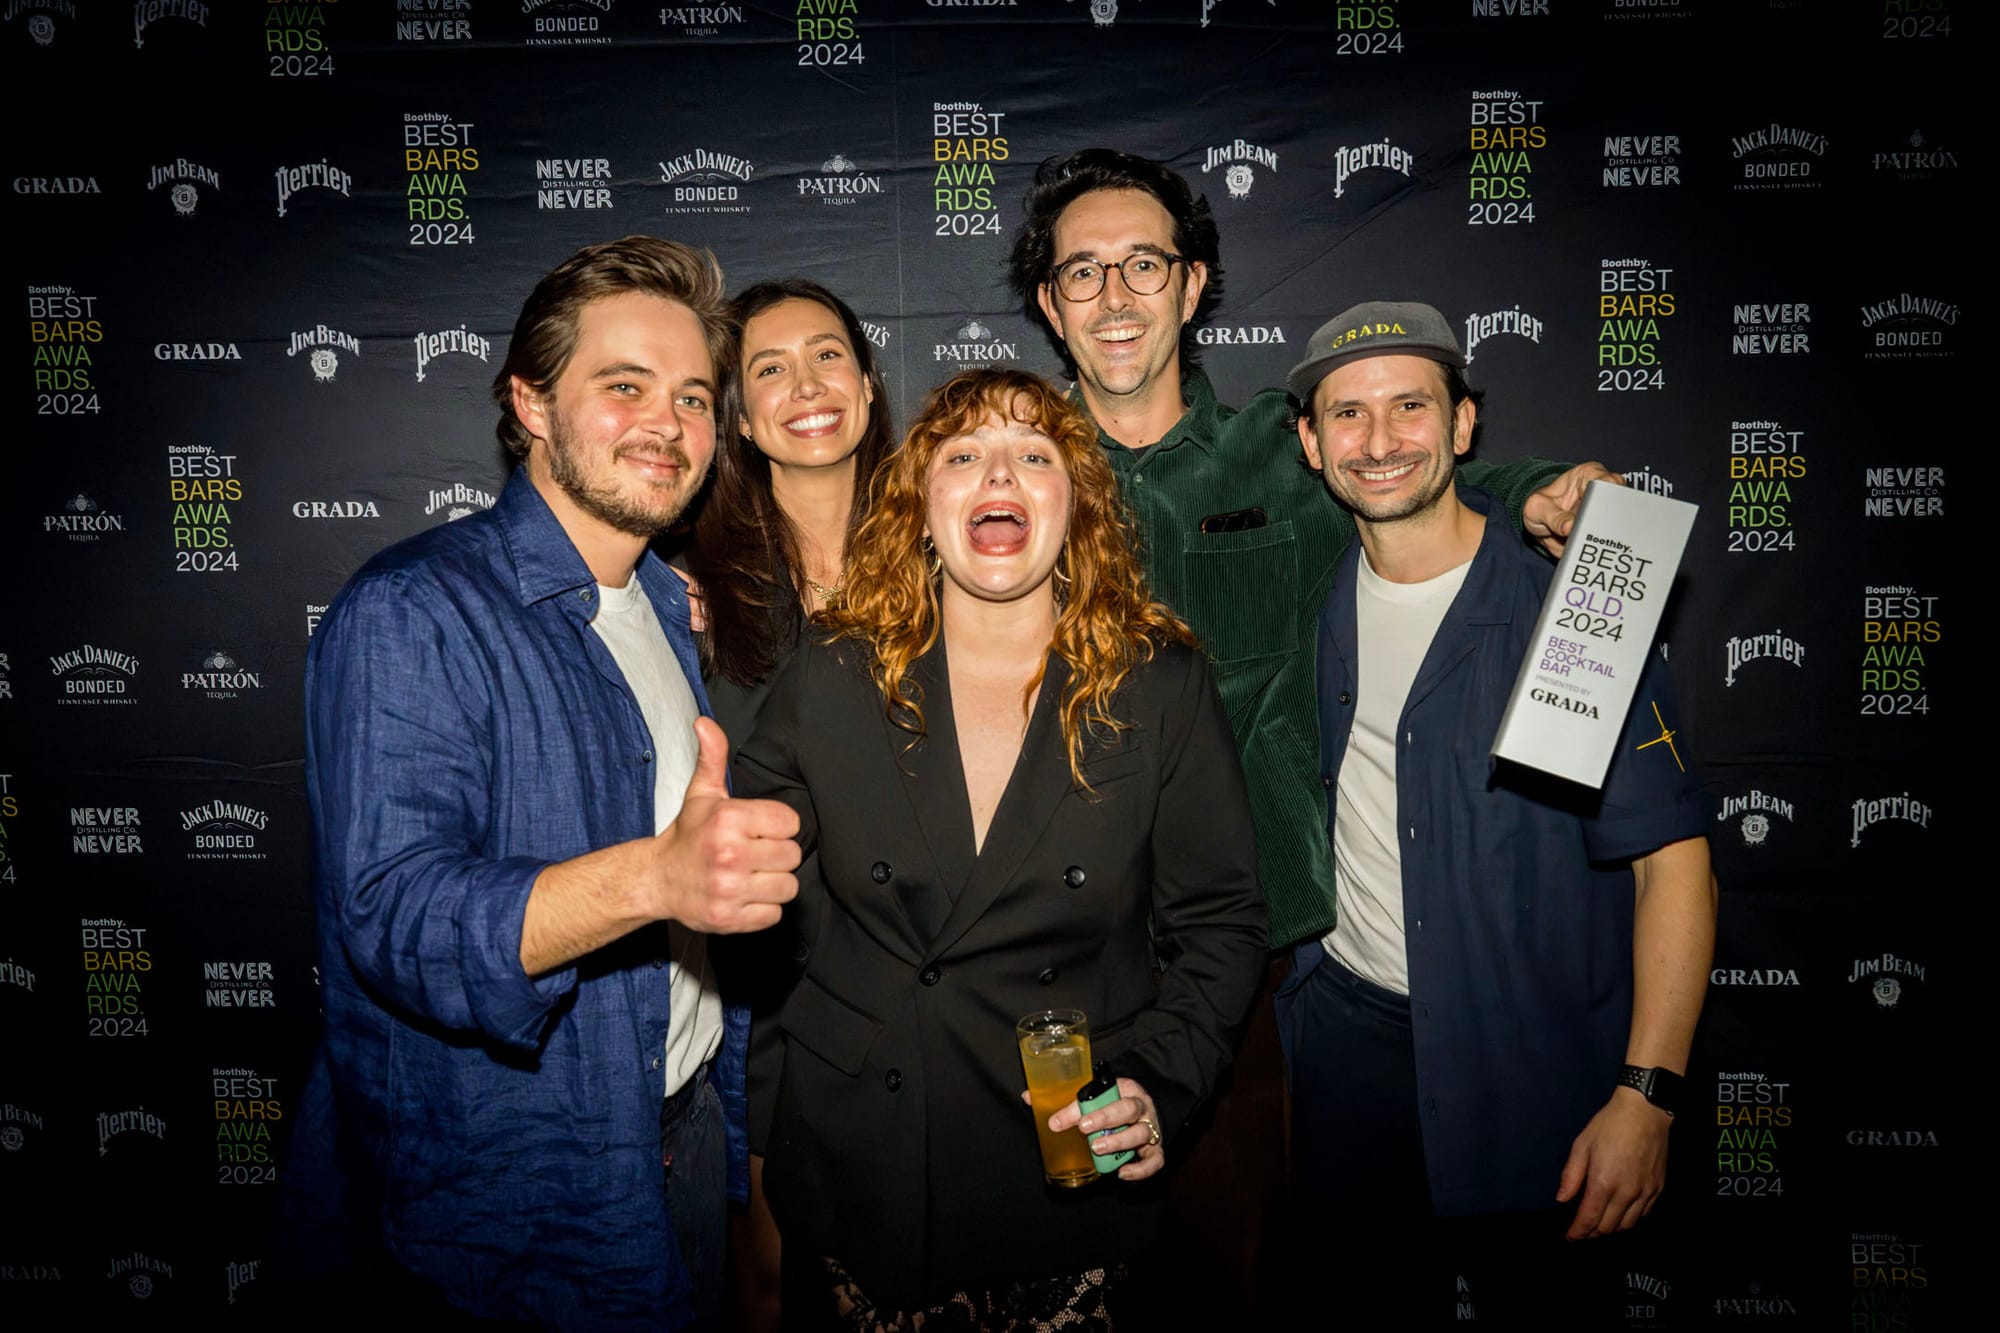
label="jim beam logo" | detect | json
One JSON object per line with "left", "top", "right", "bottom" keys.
{"left": 1622, "top": 465, "right": 1676, "bottom": 497}
{"left": 287, "top": 323, "right": 359, "bottom": 382}
{"left": 106, "top": 1251, "right": 172, "bottom": 1301}
{"left": 1731, "top": 302, "right": 1810, "bottom": 356}
{"left": 425, "top": 481, "right": 498, "bottom": 522}
{"left": 657, "top": 2, "right": 746, "bottom": 38}
{"left": 1601, "top": 131, "right": 1680, "bottom": 188}
{"left": 2, "top": 1102, "right": 47, "bottom": 1154}
{"left": 98, "top": 1106, "right": 167, "bottom": 1158}
{"left": 799, "top": 153, "right": 885, "bottom": 208}
{"left": 274, "top": 160, "right": 353, "bottom": 218}
{"left": 51, "top": 644, "right": 138, "bottom": 706}
{"left": 524, "top": 0, "right": 614, "bottom": 46}
{"left": 1717, "top": 789, "right": 1793, "bottom": 847}
{"left": 413, "top": 324, "right": 492, "bottom": 382}
{"left": 1730, "top": 122, "right": 1826, "bottom": 190}
{"left": 1864, "top": 465, "right": 1942, "bottom": 519}
{"left": 6, "top": 0, "right": 78, "bottom": 47}
{"left": 658, "top": 147, "right": 752, "bottom": 214}
{"left": 1850, "top": 794, "right": 1930, "bottom": 849}
{"left": 1872, "top": 128, "right": 1957, "bottom": 180}
{"left": 536, "top": 155, "right": 613, "bottom": 210}
{"left": 1861, "top": 292, "right": 1957, "bottom": 360}
{"left": 182, "top": 799, "right": 268, "bottom": 861}
{"left": 398, "top": 0, "right": 471, "bottom": 41}
{"left": 1200, "top": 139, "right": 1278, "bottom": 201}
{"left": 1462, "top": 306, "right": 1542, "bottom": 365}
{"left": 1067, "top": 0, "right": 1116, "bottom": 26}
{"left": 45, "top": 492, "right": 126, "bottom": 542}
{"left": 145, "top": 157, "right": 218, "bottom": 217}
{"left": 1722, "top": 628, "right": 1802, "bottom": 687}
{"left": 132, "top": 0, "right": 207, "bottom": 49}
{"left": 933, "top": 317, "right": 1019, "bottom": 371}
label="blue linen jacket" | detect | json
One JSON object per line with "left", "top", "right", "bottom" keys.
{"left": 1293, "top": 486, "right": 1706, "bottom": 1216}
{"left": 297, "top": 468, "right": 748, "bottom": 1330}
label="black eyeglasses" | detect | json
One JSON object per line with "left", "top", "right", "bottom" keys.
{"left": 1051, "top": 251, "right": 1187, "bottom": 302}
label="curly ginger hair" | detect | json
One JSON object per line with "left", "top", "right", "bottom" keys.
{"left": 821, "top": 368, "right": 1194, "bottom": 787}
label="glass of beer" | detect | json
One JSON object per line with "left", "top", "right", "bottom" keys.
{"left": 1017, "top": 1008, "right": 1097, "bottom": 1188}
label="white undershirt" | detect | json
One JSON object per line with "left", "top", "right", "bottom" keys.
{"left": 589, "top": 574, "right": 722, "bottom": 1098}
{"left": 1323, "top": 551, "right": 1473, "bottom": 995}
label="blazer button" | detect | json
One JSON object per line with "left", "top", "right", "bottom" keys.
{"left": 870, "top": 861, "right": 892, "bottom": 884}
{"left": 884, "top": 1069, "right": 903, "bottom": 1092}
{"left": 919, "top": 965, "right": 942, "bottom": 986}
{"left": 1063, "top": 865, "right": 1086, "bottom": 889}
{"left": 1037, "top": 968, "right": 1058, "bottom": 986}
{"left": 791, "top": 941, "right": 810, "bottom": 963}
{"left": 1338, "top": 691, "right": 1352, "bottom": 706}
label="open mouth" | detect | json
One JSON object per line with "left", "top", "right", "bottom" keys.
{"left": 1349, "top": 460, "right": 1420, "bottom": 484}
{"left": 1092, "top": 324, "right": 1145, "bottom": 345}
{"left": 968, "top": 503, "right": 1029, "bottom": 553}
{"left": 785, "top": 409, "right": 843, "bottom": 436}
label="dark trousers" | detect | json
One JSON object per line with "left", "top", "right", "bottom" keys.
{"left": 663, "top": 1069, "right": 729, "bottom": 1332}
{"left": 1279, "top": 954, "right": 1627, "bottom": 1328}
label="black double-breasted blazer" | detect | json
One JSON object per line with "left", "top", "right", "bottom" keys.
{"left": 732, "top": 630, "right": 1267, "bottom": 1308}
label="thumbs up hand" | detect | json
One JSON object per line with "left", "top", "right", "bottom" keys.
{"left": 651, "top": 716, "right": 801, "bottom": 933}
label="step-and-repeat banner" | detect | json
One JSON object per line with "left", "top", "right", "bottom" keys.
{"left": 2, "top": 1, "right": 1963, "bottom": 1324}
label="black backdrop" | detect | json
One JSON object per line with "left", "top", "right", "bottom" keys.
{"left": 2, "top": 1, "right": 1965, "bottom": 1324}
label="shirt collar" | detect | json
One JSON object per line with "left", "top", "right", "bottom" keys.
{"left": 1077, "top": 369, "right": 1222, "bottom": 457}
{"left": 494, "top": 468, "right": 600, "bottom": 607}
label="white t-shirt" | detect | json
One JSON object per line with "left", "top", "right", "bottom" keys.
{"left": 1323, "top": 551, "right": 1473, "bottom": 995}
{"left": 590, "top": 574, "right": 723, "bottom": 1097}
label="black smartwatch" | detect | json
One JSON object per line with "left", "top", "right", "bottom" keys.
{"left": 1617, "top": 1064, "right": 1683, "bottom": 1117}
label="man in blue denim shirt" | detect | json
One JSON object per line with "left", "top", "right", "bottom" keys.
{"left": 296, "top": 238, "right": 801, "bottom": 1329}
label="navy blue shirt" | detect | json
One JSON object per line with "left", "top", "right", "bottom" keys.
{"left": 298, "top": 468, "right": 748, "bottom": 1329}
{"left": 1304, "top": 487, "right": 1706, "bottom": 1216}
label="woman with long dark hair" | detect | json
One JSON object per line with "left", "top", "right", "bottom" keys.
{"left": 734, "top": 368, "right": 1267, "bottom": 1329}
{"left": 685, "top": 279, "right": 895, "bottom": 1330}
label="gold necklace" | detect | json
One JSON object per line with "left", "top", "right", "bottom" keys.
{"left": 805, "top": 574, "right": 844, "bottom": 604}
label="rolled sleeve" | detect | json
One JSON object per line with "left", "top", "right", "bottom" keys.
{"left": 309, "top": 572, "right": 577, "bottom": 1048}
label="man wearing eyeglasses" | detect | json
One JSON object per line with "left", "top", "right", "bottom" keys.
{"left": 1006, "top": 149, "right": 1618, "bottom": 1319}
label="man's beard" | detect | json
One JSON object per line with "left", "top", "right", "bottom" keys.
{"left": 546, "top": 410, "right": 703, "bottom": 539}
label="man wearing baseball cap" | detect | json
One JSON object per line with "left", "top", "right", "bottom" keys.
{"left": 1275, "top": 302, "right": 1715, "bottom": 1326}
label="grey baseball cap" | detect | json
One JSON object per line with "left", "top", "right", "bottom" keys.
{"left": 1286, "top": 301, "right": 1466, "bottom": 404}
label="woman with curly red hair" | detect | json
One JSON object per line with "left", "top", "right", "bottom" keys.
{"left": 735, "top": 367, "right": 1266, "bottom": 1329}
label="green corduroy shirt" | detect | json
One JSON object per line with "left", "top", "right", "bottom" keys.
{"left": 1090, "top": 371, "right": 1564, "bottom": 948}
